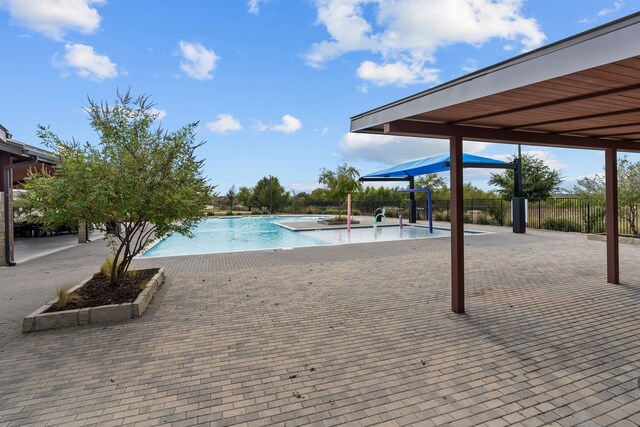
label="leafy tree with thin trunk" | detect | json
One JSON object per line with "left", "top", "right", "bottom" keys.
{"left": 236, "top": 186, "right": 255, "bottom": 211}
{"left": 253, "top": 176, "right": 289, "bottom": 213}
{"left": 24, "top": 90, "right": 213, "bottom": 286}
{"left": 318, "top": 164, "right": 361, "bottom": 219}
{"left": 489, "top": 153, "right": 563, "bottom": 200}
{"left": 573, "top": 156, "right": 640, "bottom": 236}
{"left": 226, "top": 185, "right": 236, "bottom": 211}
{"left": 415, "top": 173, "right": 448, "bottom": 200}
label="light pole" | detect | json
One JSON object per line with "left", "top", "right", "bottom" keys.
{"left": 269, "top": 175, "right": 273, "bottom": 214}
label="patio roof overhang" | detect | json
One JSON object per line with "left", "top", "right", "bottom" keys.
{"left": 349, "top": 11, "right": 640, "bottom": 314}
{"left": 351, "top": 12, "right": 640, "bottom": 153}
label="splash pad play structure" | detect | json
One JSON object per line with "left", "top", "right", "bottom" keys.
{"left": 359, "top": 152, "right": 525, "bottom": 233}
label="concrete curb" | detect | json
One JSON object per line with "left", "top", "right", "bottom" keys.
{"left": 586, "top": 234, "right": 640, "bottom": 244}
{"left": 23, "top": 268, "right": 165, "bottom": 333}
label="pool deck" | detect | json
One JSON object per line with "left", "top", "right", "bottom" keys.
{"left": 1, "top": 221, "right": 639, "bottom": 426}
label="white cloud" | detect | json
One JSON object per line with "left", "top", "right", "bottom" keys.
{"left": 206, "top": 114, "right": 242, "bottom": 133}
{"left": 178, "top": 41, "right": 219, "bottom": 80}
{"left": 339, "top": 132, "right": 487, "bottom": 164}
{"left": 0, "top": 0, "right": 104, "bottom": 40}
{"left": 306, "top": 0, "right": 546, "bottom": 86}
{"left": 580, "top": 1, "right": 626, "bottom": 23}
{"left": 460, "top": 58, "right": 479, "bottom": 73}
{"left": 288, "top": 182, "right": 320, "bottom": 193}
{"left": 489, "top": 149, "right": 568, "bottom": 171}
{"left": 271, "top": 114, "right": 302, "bottom": 134}
{"left": 252, "top": 120, "right": 270, "bottom": 132}
{"left": 248, "top": 0, "right": 267, "bottom": 14}
{"left": 598, "top": 1, "right": 625, "bottom": 17}
{"left": 357, "top": 60, "right": 439, "bottom": 86}
{"left": 523, "top": 150, "right": 567, "bottom": 171}
{"left": 149, "top": 108, "right": 167, "bottom": 120}
{"left": 54, "top": 43, "right": 117, "bottom": 80}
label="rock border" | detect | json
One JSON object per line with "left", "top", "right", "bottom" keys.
{"left": 586, "top": 234, "right": 640, "bottom": 244}
{"left": 23, "top": 268, "right": 165, "bottom": 333}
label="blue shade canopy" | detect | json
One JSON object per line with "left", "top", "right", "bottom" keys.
{"left": 361, "top": 153, "right": 509, "bottom": 179}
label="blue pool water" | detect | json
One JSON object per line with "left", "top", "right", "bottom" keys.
{"left": 142, "top": 216, "right": 453, "bottom": 258}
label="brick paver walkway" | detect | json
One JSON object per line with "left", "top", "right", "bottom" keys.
{"left": 0, "top": 225, "right": 639, "bottom": 426}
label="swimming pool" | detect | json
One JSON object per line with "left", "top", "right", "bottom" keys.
{"left": 142, "top": 216, "right": 453, "bottom": 258}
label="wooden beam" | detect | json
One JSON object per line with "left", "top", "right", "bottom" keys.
{"left": 509, "top": 107, "right": 640, "bottom": 130}
{"left": 452, "top": 82, "right": 640, "bottom": 124}
{"left": 559, "top": 121, "right": 640, "bottom": 134}
{"left": 450, "top": 136, "right": 465, "bottom": 314}
{"left": 383, "top": 120, "right": 640, "bottom": 152}
{"left": 605, "top": 148, "right": 620, "bottom": 284}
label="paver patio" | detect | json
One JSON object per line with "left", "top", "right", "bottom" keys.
{"left": 0, "top": 224, "right": 639, "bottom": 426}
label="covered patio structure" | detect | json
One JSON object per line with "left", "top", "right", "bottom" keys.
{"left": 351, "top": 12, "right": 640, "bottom": 313}
{"left": 0, "top": 125, "right": 57, "bottom": 266}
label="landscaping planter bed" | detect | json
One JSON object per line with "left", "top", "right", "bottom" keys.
{"left": 23, "top": 268, "right": 165, "bottom": 333}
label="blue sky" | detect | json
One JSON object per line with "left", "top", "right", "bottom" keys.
{"left": 1, "top": 0, "right": 640, "bottom": 195}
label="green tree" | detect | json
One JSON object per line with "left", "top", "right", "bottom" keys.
{"left": 574, "top": 156, "right": 640, "bottom": 236}
{"left": 318, "top": 164, "right": 362, "bottom": 218}
{"left": 489, "top": 153, "right": 563, "bottom": 200}
{"left": 24, "top": 91, "right": 213, "bottom": 286}
{"left": 225, "top": 185, "right": 236, "bottom": 211}
{"left": 617, "top": 157, "right": 640, "bottom": 236}
{"left": 236, "top": 186, "right": 255, "bottom": 211}
{"left": 415, "top": 174, "right": 448, "bottom": 200}
{"left": 253, "top": 176, "right": 289, "bottom": 213}
{"left": 462, "top": 182, "right": 495, "bottom": 199}
{"left": 354, "top": 185, "right": 403, "bottom": 203}
{"left": 573, "top": 174, "right": 606, "bottom": 233}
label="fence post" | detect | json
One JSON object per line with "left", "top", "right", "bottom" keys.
{"left": 471, "top": 199, "right": 474, "bottom": 223}
{"left": 587, "top": 201, "right": 591, "bottom": 234}
{"left": 538, "top": 201, "right": 541, "bottom": 228}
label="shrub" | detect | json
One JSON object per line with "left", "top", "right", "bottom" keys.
{"left": 541, "top": 217, "right": 582, "bottom": 232}
{"left": 100, "top": 256, "right": 122, "bottom": 278}
{"left": 433, "top": 212, "right": 450, "bottom": 222}
{"left": 303, "top": 206, "right": 320, "bottom": 214}
{"left": 486, "top": 200, "right": 507, "bottom": 226}
{"left": 54, "top": 286, "right": 80, "bottom": 310}
{"left": 474, "top": 214, "right": 492, "bottom": 225}
{"left": 581, "top": 206, "right": 606, "bottom": 234}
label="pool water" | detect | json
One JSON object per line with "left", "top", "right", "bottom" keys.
{"left": 142, "top": 216, "right": 452, "bottom": 258}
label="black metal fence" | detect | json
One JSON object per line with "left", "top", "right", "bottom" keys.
{"left": 282, "top": 198, "right": 639, "bottom": 236}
